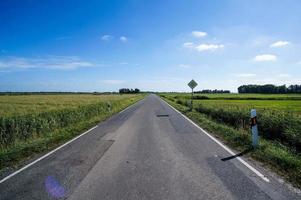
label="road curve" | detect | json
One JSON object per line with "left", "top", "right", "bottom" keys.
{"left": 0, "top": 94, "right": 299, "bottom": 200}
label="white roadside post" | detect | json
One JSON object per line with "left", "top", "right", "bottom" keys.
{"left": 250, "top": 109, "right": 259, "bottom": 148}
{"left": 187, "top": 79, "right": 198, "bottom": 111}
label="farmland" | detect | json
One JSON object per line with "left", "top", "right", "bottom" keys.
{"left": 0, "top": 94, "right": 144, "bottom": 170}
{"left": 160, "top": 93, "right": 301, "bottom": 187}
{"left": 0, "top": 94, "right": 138, "bottom": 117}
{"left": 193, "top": 93, "right": 301, "bottom": 100}
{"left": 165, "top": 93, "right": 301, "bottom": 114}
{"left": 193, "top": 99, "right": 301, "bottom": 114}
{"left": 162, "top": 93, "right": 301, "bottom": 150}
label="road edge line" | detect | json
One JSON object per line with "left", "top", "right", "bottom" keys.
{"left": 0, "top": 96, "right": 145, "bottom": 184}
{"left": 161, "top": 97, "right": 270, "bottom": 183}
{"left": 118, "top": 97, "right": 144, "bottom": 114}
{"left": 0, "top": 125, "right": 98, "bottom": 184}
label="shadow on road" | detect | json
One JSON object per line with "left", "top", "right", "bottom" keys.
{"left": 221, "top": 147, "right": 253, "bottom": 161}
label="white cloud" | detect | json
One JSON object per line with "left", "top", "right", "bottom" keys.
{"left": 101, "top": 35, "right": 113, "bottom": 41}
{"left": 0, "top": 56, "right": 94, "bottom": 70}
{"left": 178, "top": 64, "right": 190, "bottom": 68}
{"left": 183, "top": 42, "right": 194, "bottom": 48}
{"left": 270, "top": 40, "right": 290, "bottom": 48}
{"left": 278, "top": 74, "right": 290, "bottom": 77}
{"left": 192, "top": 31, "right": 207, "bottom": 38}
{"left": 254, "top": 54, "right": 277, "bottom": 62}
{"left": 120, "top": 36, "right": 128, "bottom": 42}
{"left": 101, "top": 80, "right": 124, "bottom": 84}
{"left": 235, "top": 73, "right": 256, "bottom": 77}
{"left": 183, "top": 42, "right": 224, "bottom": 52}
{"left": 195, "top": 44, "right": 224, "bottom": 52}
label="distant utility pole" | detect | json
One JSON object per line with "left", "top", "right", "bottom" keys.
{"left": 188, "top": 79, "right": 198, "bottom": 110}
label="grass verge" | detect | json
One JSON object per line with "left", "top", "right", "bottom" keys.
{"left": 0, "top": 95, "right": 144, "bottom": 173}
{"left": 161, "top": 96, "right": 301, "bottom": 188}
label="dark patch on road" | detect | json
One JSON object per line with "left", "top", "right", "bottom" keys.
{"left": 156, "top": 114, "right": 169, "bottom": 117}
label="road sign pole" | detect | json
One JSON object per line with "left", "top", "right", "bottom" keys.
{"left": 191, "top": 88, "right": 193, "bottom": 110}
{"left": 250, "top": 109, "right": 259, "bottom": 148}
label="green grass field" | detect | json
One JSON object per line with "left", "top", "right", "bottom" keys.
{"left": 160, "top": 93, "right": 301, "bottom": 188}
{"left": 194, "top": 99, "right": 301, "bottom": 114}
{"left": 0, "top": 94, "right": 144, "bottom": 171}
{"left": 161, "top": 93, "right": 301, "bottom": 148}
{"left": 163, "top": 93, "right": 301, "bottom": 114}
{"left": 0, "top": 94, "right": 137, "bottom": 117}
{"left": 170, "top": 93, "right": 301, "bottom": 100}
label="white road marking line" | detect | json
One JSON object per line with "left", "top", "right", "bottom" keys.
{"left": 119, "top": 104, "right": 133, "bottom": 114}
{"left": 0, "top": 97, "right": 146, "bottom": 184}
{"left": 119, "top": 98, "right": 144, "bottom": 114}
{"left": 0, "top": 125, "right": 98, "bottom": 184}
{"left": 162, "top": 98, "right": 270, "bottom": 183}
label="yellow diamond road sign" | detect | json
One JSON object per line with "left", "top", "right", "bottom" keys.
{"left": 188, "top": 79, "right": 198, "bottom": 90}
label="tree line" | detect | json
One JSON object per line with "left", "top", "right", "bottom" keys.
{"left": 194, "top": 89, "right": 230, "bottom": 94}
{"left": 119, "top": 88, "right": 140, "bottom": 94}
{"left": 238, "top": 84, "right": 301, "bottom": 94}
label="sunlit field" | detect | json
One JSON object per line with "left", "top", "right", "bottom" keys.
{"left": 164, "top": 93, "right": 301, "bottom": 114}
{"left": 194, "top": 99, "right": 301, "bottom": 114}
{"left": 0, "top": 94, "right": 144, "bottom": 169}
{"left": 0, "top": 94, "right": 137, "bottom": 117}
{"left": 161, "top": 93, "right": 301, "bottom": 151}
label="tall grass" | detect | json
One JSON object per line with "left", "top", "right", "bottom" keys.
{"left": 0, "top": 95, "right": 143, "bottom": 148}
{"left": 164, "top": 95, "right": 301, "bottom": 153}
{"left": 0, "top": 102, "right": 111, "bottom": 147}
{"left": 0, "top": 94, "right": 144, "bottom": 169}
{"left": 0, "top": 94, "right": 135, "bottom": 117}
{"left": 195, "top": 103, "right": 301, "bottom": 152}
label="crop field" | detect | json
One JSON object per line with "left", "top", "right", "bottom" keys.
{"left": 169, "top": 93, "right": 301, "bottom": 100}
{"left": 164, "top": 93, "right": 301, "bottom": 114}
{"left": 162, "top": 92, "right": 301, "bottom": 102}
{"left": 0, "top": 94, "right": 137, "bottom": 117}
{"left": 195, "top": 99, "right": 301, "bottom": 114}
{"left": 165, "top": 93, "right": 301, "bottom": 116}
{"left": 160, "top": 93, "right": 301, "bottom": 187}
{"left": 161, "top": 93, "right": 301, "bottom": 151}
{"left": 0, "top": 94, "right": 144, "bottom": 169}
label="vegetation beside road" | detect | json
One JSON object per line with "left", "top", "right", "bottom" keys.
{"left": 160, "top": 93, "right": 301, "bottom": 188}
{"left": 168, "top": 92, "right": 301, "bottom": 101}
{"left": 0, "top": 94, "right": 144, "bottom": 171}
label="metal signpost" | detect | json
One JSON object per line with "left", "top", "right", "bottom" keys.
{"left": 188, "top": 79, "right": 198, "bottom": 110}
{"left": 250, "top": 109, "right": 259, "bottom": 148}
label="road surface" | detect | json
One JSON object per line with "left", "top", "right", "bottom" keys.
{"left": 0, "top": 94, "right": 299, "bottom": 200}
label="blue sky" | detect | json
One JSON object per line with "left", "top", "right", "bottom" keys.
{"left": 1, "top": 0, "right": 301, "bottom": 92}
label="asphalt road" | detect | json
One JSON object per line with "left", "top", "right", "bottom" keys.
{"left": 0, "top": 94, "right": 299, "bottom": 200}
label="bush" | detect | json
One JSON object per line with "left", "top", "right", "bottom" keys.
{"left": 0, "top": 101, "right": 121, "bottom": 147}
{"left": 193, "top": 96, "right": 210, "bottom": 100}
{"left": 194, "top": 104, "right": 301, "bottom": 152}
